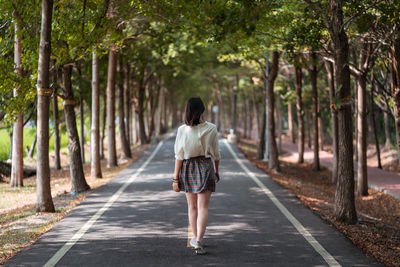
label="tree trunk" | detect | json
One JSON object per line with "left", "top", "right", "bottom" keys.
{"left": 288, "top": 103, "right": 295, "bottom": 143}
{"left": 138, "top": 76, "right": 148, "bottom": 145}
{"left": 257, "top": 84, "right": 266, "bottom": 160}
{"left": 134, "top": 111, "right": 139, "bottom": 144}
{"left": 215, "top": 83, "right": 226, "bottom": 132}
{"left": 329, "top": 0, "right": 357, "bottom": 223}
{"left": 356, "top": 38, "right": 371, "bottom": 196}
{"left": 247, "top": 92, "right": 253, "bottom": 139}
{"left": 11, "top": 20, "right": 24, "bottom": 187}
{"left": 36, "top": 0, "right": 55, "bottom": 212}
{"left": 117, "top": 56, "right": 131, "bottom": 158}
{"left": 318, "top": 108, "right": 324, "bottom": 150}
{"left": 356, "top": 74, "right": 368, "bottom": 196}
{"left": 276, "top": 94, "right": 282, "bottom": 153}
{"left": 91, "top": 50, "right": 102, "bottom": 179}
{"left": 76, "top": 63, "right": 85, "bottom": 165}
{"left": 244, "top": 92, "right": 249, "bottom": 138}
{"left": 252, "top": 86, "right": 260, "bottom": 139}
{"left": 157, "top": 86, "right": 164, "bottom": 135}
{"left": 52, "top": 69, "right": 61, "bottom": 170}
{"left": 124, "top": 63, "right": 132, "bottom": 146}
{"left": 170, "top": 91, "right": 178, "bottom": 128}
{"left": 268, "top": 51, "right": 280, "bottom": 171}
{"left": 390, "top": 30, "right": 400, "bottom": 167}
{"left": 100, "top": 88, "right": 106, "bottom": 159}
{"left": 370, "top": 83, "right": 382, "bottom": 169}
{"left": 232, "top": 92, "right": 237, "bottom": 133}
{"left": 79, "top": 82, "right": 85, "bottom": 164}
{"left": 28, "top": 135, "right": 37, "bottom": 159}
{"left": 63, "top": 65, "right": 90, "bottom": 193}
{"left": 146, "top": 79, "right": 160, "bottom": 141}
{"left": 325, "top": 60, "right": 338, "bottom": 184}
{"left": 309, "top": 51, "right": 320, "bottom": 171}
{"left": 106, "top": 50, "right": 117, "bottom": 166}
{"left": 384, "top": 112, "right": 391, "bottom": 148}
{"left": 353, "top": 52, "right": 359, "bottom": 166}
{"left": 295, "top": 66, "right": 304, "bottom": 163}
{"left": 306, "top": 109, "right": 312, "bottom": 149}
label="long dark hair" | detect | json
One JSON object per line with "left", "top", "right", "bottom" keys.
{"left": 184, "top": 97, "right": 205, "bottom": 126}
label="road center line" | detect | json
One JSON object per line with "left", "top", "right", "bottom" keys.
{"left": 223, "top": 140, "right": 341, "bottom": 267}
{"left": 44, "top": 141, "right": 164, "bottom": 267}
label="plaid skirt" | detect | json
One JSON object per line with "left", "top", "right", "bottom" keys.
{"left": 179, "top": 156, "right": 217, "bottom": 193}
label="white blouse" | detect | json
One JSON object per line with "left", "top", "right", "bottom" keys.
{"left": 174, "top": 121, "right": 220, "bottom": 161}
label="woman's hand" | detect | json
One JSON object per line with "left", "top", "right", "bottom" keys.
{"left": 215, "top": 172, "right": 220, "bottom": 183}
{"left": 172, "top": 179, "right": 180, "bottom": 192}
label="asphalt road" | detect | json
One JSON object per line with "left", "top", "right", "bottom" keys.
{"left": 6, "top": 135, "right": 383, "bottom": 267}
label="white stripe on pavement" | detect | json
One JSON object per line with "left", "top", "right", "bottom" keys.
{"left": 223, "top": 140, "right": 341, "bottom": 267}
{"left": 44, "top": 141, "right": 164, "bottom": 267}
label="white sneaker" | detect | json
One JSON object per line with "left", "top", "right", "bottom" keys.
{"left": 189, "top": 237, "right": 197, "bottom": 249}
{"left": 189, "top": 238, "right": 206, "bottom": 255}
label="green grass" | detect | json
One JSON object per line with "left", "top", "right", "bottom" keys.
{"left": 0, "top": 127, "right": 70, "bottom": 161}
{"left": 0, "top": 130, "right": 10, "bottom": 161}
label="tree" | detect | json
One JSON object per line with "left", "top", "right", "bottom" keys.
{"left": 117, "top": 56, "right": 131, "bottom": 159}
{"left": 36, "top": 0, "right": 55, "bottom": 212}
{"left": 62, "top": 65, "right": 90, "bottom": 193}
{"left": 327, "top": 0, "right": 357, "bottom": 223}
{"left": 91, "top": 50, "right": 102, "bottom": 179}
{"left": 295, "top": 64, "right": 304, "bottom": 164}
{"left": 309, "top": 51, "right": 320, "bottom": 171}
{"left": 106, "top": 49, "right": 118, "bottom": 167}
{"left": 10, "top": 18, "right": 24, "bottom": 187}
{"left": 304, "top": 0, "right": 357, "bottom": 223}
{"left": 268, "top": 51, "right": 280, "bottom": 172}
{"left": 52, "top": 67, "right": 61, "bottom": 170}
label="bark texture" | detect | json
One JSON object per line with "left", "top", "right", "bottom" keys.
{"left": 356, "top": 39, "right": 372, "bottom": 196}
{"left": 257, "top": 83, "right": 267, "bottom": 160}
{"left": 11, "top": 20, "right": 24, "bottom": 187}
{"left": 309, "top": 52, "right": 320, "bottom": 171}
{"left": 107, "top": 50, "right": 117, "bottom": 166}
{"left": 63, "top": 65, "right": 90, "bottom": 193}
{"left": 91, "top": 51, "right": 102, "bottom": 179}
{"left": 79, "top": 85, "right": 85, "bottom": 164}
{"left": 288, "top": 103, "right": 295, "bottom": 143}
{"left": 36, "top": 0, "right": 55, "bottom": 212}
{"left": 356, "top": 73, "right": 368, "bottom": 196}
{"left": 124, "top": 64, "right": 132, "bottom": 145}
{"left": 117, "top": 57, "right": 131, "bottom": 158}
{"left": 52, "top": 70, "right": 61, "bottom": 170}
{"left": 384, "top": 112, "right": 391, "bottom": 148}
{"left": 390, "top": 30, "right": 400, "bottom": 166}
{"left": 267, "top": 51, "right": 280, "bottom": 172}
{"left": 100, "top": 89, "right": 106, "bottom": 159}
{"left": 329, "top": 0, "right": 357, "bottom": 223}
{"left": 295, "top": 66, "right": 304, "bottom": 164}
{"left": 138, "top": 75, "right": 148, "bottom": 145}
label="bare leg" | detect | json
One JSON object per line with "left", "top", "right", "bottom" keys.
{"left": 186, "top": 193, "right": 198, "bottom": 240}
{"left": 197, "top": 190, "right": 212, "bottom": 242}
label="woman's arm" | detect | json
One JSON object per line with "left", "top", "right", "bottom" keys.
{"left": 214, "top": 160, "right": 219, "bottom": 174}
{"left": 174, "top": 159, "right": 183, "bottom": 180}
{"left": 172, "top": 159, "right": 183, "bottom": 192}
{"left": 214, "top": 160, "right": 220, "bottom": 183}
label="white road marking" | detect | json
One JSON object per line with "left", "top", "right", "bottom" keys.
{"left": 223, "top": 140, "right": 341, "bottom": 267}
{"left": 44, "top": 141, "right": 164, "bottom": 267}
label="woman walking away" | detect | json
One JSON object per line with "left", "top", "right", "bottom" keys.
{"left": 173, "top": 97, "right": 220, "bottom": 255}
